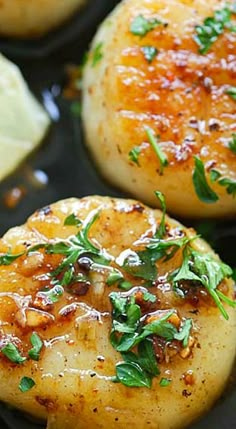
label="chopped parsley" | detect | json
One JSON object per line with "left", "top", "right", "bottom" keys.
{"left": 226, "top": 86, "right": 236, "bottom": 100}
{"left": 28, "top": 333, "right": 43, "bottom": 361}
{"left": 115, "top": 361, "right": 152, "bottom": 388}
{"left": 154, "top": 190, "right": 166, "bottom": 238}
{"left": 130, "top": 15, "right": 163, "bottom": 37}
{"left": 64, "top": 213, "right": 82, "bottom": 227}
{"left": 129, "top": 146, "right": 141, "bottom": 165}
{"left": 145, "top": 126, "right": 168, "bottom": 174}
{"left": 91, "top": 42, "right": 103, "bottom": 67}
{"left": 159, "top": 377, "right": 172, "bottom": 387}
{"left": 30, "top": 211, "right": 111, "bottom": 289}
{"left": 174, "top": 318, "right": 192, "bottom": 348}
{"left": 141, "top": 46, "right": 158, "bottom": 63}
{"left": 194, "top": 6, "right": 236, "bottom": 54}
{"left": 192, "top": 156, "right": 219, "bottom": 203}
{"left": 229, "top": 133, "right": 236, "bottom": 153}
{"left": 106, "top": 271, "right": 124, "bottom": 286}
{"left": 210, "top": 169, "right": 236, "bottom": 197}
{"left": 1, "top": 343, "right": 26, "bottom": 364}
{"left": 0, "top": 252, "right": 24, "bottom": 266}
{"left": 19, "top": 377, "right": 35, "bottom": 393}
{"left": 173, "top": 246, "right": 235, "bottom": 320}
{"left": 110, "top": 291, "right": 193, "bottom": 387}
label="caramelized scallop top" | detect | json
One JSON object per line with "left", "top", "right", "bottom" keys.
{"left": 82, "top": 0, "right": 236, "bottom": 218}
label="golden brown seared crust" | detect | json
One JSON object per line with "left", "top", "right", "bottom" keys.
{"left": 82, "top": 0, "right": 236, "bottom": 218}
{"left": 0, "top": 0, "right": 86, "bottom": 38}
{"left": 0, "top": 196, "right": 235, "bottom": 429}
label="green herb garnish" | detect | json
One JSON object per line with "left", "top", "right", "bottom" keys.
{"left": 141, "top": 46, "right": 158, "bottom": 63}
{"left": 194, "top": 6, "right": 236, "bottom": 54}
{"left": 91, "top": 42, "right": 103, "bottom": 67}
{"left": 28, "top": 333, "right": 43, "bottom": 361}
{"left": 154, "top": 190, "right": 166, "bottom": 238}
{"left": 142, "top": 291, "right": 157, "bottom": 303}
{"left": 0, "top": 252, "right": 24, "bottom": 266}
{"left": 159, "top": 377, "right": 171, "bottom": 387}
{"left": 38, "top": 284, "right": 64, "bottom": 303}
{"left": 229, "top": 133, "right": 236, "bottom": 153}
{"left": 106, "top": 271, "right": 124, "bottom": 286}
{"left": 217, "top": 177, "right": 236, "bottom": 196}
{"left": 173, "top": 246, "right": 235, "bottom": 320}
{"left": 64, "top": 213, "right": 82, "bottom": 227}
{"left": 174, "top": 318, "right": 192, "bottom": 348}
{"left": 226, "top": 86, "right": 236, "bottom": 100}
{"left": 19, "top": 377, "right": 35, "bottom": 392}
{"left": 122, "top": 235, "right": 191, "bottom": 283}
{"left": 1, "top": 343, "right": 26, "bottom": 364}
{"left": 115, "top": 361, "right": 152, "bottom": 388}
{"left": 210, "top": 169, "right": 236, "bottom": 197}
{"left": 43, "top": 211, "right": 110, "bottom": 285}
{"left": 119, "top": 280, "right": 133, "bottom": 290}
{"left": 110, "top": 290, "right": 193, "bottom": 388}
{"left": 192, "top": 156, "right": 219, "bottom": 203}
{"left": 145, "top": 126, "right": 168, "bottom": 174}
{"left": 129, "top": 146, "right": 141, "bottom": 165}
{"left": 130, "top": 15, "right": 163, "bottom": 37}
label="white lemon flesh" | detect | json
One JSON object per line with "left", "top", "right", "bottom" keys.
{"left": 0, "top": 54, "right": 50, "bottom": 182}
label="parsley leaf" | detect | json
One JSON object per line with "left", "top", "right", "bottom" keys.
{"left": 141, "top": 46, "right": 158, "bottom": 63}
{"left": 142, "top": 291, "right": 157, "bottom": 303}
{"left": 42, "top": 211, "right": 110, "bottom": 285}
{"left": 64, "top": 213, "right": 82, "bottom": 227}
{"left": 0, "top": 252, "right": 23, "bottom": 265}
{"left": 226, "top": 86, "right": 236, "bottom": 100}
{"left": 154, "top": 191, "right": 166, "bottom": 238}
{"left": 122, "top": 251, "right": 157, "bottom": 281}
{"left": 210, "top": 169, "right": 236, "bottom": 197}
{"left": 110, "top": 289, "right": 194, "bottom": 388}
{"left": 145, "top": 126, "right": 168, "bottom": 174}
{"left": 115, "top": 361, "right": 152, "bottom": 388}
{"left": 129, "top": 146, "right": 141, "bottom": 165}
{"left": 192, "top": 156, "right": 219, "bottom": 203}
{"left": 218, "top": 177, "right": 236, "bottom": 197}
{"left": 174, "top": 318, "right": 192, "bottom": 348}
{"left": 142, "top": 311, "right": 177, "bottom": 340}
{"left": 38, "top": 285, "right": 64, "bottom": 305}
{"left": 1, "top": 343, "right": 26, "bottom": 364}
{"left": 173, "top": 246, "right": 235, "bottom": 319}
{"left": 130, "top": 15, "right": 162, "bottom": 37}
{"left": 137, "top": 339, "right": 160, "bottom": 376}
{"left": 159, "top": 377, "right": 171, "bottom": 387}
{"left": 28, "top": 333, "right": 43, "bottom": 361}
{"left": 91, "top": 42, "right": 103, "bottom": 67}
{"left": 19, "top": 377, "right": 35, "bottom": 392}
{"left": 229, "top": 133, "right": 236, "bottom": 153}
{"left": 194, "top": 6, "right": 235, "bottom": 54}
{"left": 116, "top": 339, "right": 160, "bottom": 388}
{"left": 122, "top": 234, "right": 190, "bottom": 284}
{"left": 106, "top": 271, "right": 124, "bottom": 286}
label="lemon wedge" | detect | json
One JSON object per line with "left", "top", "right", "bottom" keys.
{"left": 0, "top": 53, "right": 50, "bottom": 182}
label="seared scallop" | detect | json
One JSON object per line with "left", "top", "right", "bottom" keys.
{"left": 0, "top": 195, "right": 235, "bottom": 429}
{"left": 82, "top": 0, "right": 236, "bottom": 218}
{"left": 0, "top": 0, "right": 86, "bottom": 38}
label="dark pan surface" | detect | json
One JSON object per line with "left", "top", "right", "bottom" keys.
{"left": 0, "top": 1, "right": 235, "bottom": 428}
